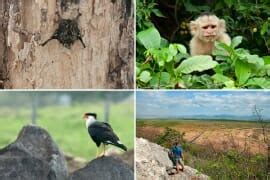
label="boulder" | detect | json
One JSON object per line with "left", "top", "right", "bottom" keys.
{"left": 69, "top": 156, "right": 133, "bottom": 180}
{"left": 0, "top": 125, "right": 68, "bottom": 180}
{"left": 107, "top": 149, "right": 134, "bottom": 171}
{"left": 136, "top": 138, "right": 209, "bottom": 180}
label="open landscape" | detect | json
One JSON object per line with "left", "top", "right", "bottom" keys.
{"left": 137, "top": 119, "right": 269, "bottom": 179}
{"left": 137, "top": 120, "right": 268, "bottom": 155}
{"left": 136, "top": 91, "right": 270, "bottom": 179}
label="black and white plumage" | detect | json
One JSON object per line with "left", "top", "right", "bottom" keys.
{"left": 83, "top": 113, "right": 127, "bottom": 154}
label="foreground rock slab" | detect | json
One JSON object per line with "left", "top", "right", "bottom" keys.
{"left": 0, "top": 125, "right": 68, "bottom": 180}
{"left": 69, "top": 156, "right": 133, "bottom": 180}
{"left": 136, "top": 138, "right": 209, "bottom": 180}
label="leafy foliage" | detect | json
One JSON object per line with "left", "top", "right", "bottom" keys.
{"left": 145, "top": 0, "right": 270, "bottom": 56}
{"left": 136, "top": 27, "right": 270, "bottom": 89}
{"left": 155, "top": 127, "right": 186, "bottom": 148}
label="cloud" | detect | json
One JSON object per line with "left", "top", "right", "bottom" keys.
{"left": 137, "top": 91, "right": 270, "bottom": 119}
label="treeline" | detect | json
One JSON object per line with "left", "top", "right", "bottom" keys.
{"left": 0, "top": 92, "right": 132, "bottom": 107}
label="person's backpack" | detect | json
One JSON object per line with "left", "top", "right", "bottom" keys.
{"left": 172, "top": 145, "right": 182, "bottom": 158}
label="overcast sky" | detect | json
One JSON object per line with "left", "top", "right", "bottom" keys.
{"left": 136, "top": 91, "right": 270, "bottom": 120}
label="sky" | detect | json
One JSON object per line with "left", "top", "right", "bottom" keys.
{"left": 136, "top": 91, "right": 270, "bottom": 120}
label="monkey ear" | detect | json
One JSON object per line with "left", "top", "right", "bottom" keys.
{"left": 219, "top": 19, "right": 226, "bottom": 33}
{"left": 189, "top": 21, "right": 197, "bottom": 35}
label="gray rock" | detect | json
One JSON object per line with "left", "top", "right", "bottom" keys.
{"left": 0, "top": 125, "right": 68, "bottom": 180}
{"left": 69, "top": 156, "right": 134, "bottom": 180}
{"left": 136, "top": 138, "right": 209, "bottom": 180}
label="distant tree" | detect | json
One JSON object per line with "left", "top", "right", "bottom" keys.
{"left": 31, "top": 93, "right": 39, "bottom": 124}
{"left": 253, "top": 105, "right": 270, "bottom": 174}
{"left": 104, "top": 93, "right": 111, "bottom": 123}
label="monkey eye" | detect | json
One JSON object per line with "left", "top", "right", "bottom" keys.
{"left": 211, "top": 25, "right": 216, "bottom": 29}
{"left": 202, "top": 26, "right": 208, "bottom": 29}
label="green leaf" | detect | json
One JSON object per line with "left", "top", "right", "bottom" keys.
{"left": 215, "top": 41, "right": 234, "bottom": 54}
{"left": 136, "top": 66, "right": 141, "bottom": 76}
{"left": 224, "top": 0, "right": 233, "bottom": 8}
{"left": 231, "top": 36, "right": 243, "bottom": 48}
{"left": 212, "top": 74, "right": 235, "bottom": 88}
{"left": 246, "top": 78, "right": 270, "bottom": 89}
{"left": 260, "top": 22, "right": 269, "bottom": 36}
{"left": 149, "top": 74, "right": 159, "bottom": 88}
{"left": 175, "top": 44, "right": 187, "bottom": 54}
{"left": 244, "top": 54, "right": 264, "bottom": 66}
{"left": 177, "top": 55, "right": 218, "bottom": 74}
{"left": 168, "top": 45, "right": 178, "bottom": 57}
{"left": 160, "top": 72, "right": 171, "bottom": 86}
{"left": 137, "top": 27, "right": 161, "bottom": 49}
{"left": 235, "top": 60, "right": 251, "bottom": 85}
{"left": 160, "top": 37, "right": 169, "bottom": 48}
{"left": 263, "top": 56, "right": 270, "bottom": 65}
{"left": 152, "top": 9, "right": 165, "bottom": 17}
{"left": 139, "top": 71, "right": 152, "bottom": 83}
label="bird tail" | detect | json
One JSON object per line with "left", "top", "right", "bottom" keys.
{"left": 115, "top": 143, "right": 127, "bottom": 151}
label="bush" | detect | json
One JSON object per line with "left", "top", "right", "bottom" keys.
{"left": 136, "top": 27, "right": 270, "bottom": 89}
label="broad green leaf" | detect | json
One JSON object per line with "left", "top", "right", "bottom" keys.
{"left": 235, "top": 60, "right": 251, "bottom": 85}
{"left": 149, "top": 74, "right": 159, "bottom": 88}
{"left": 160, "top": 37, "right": 169, "bottom": 48}
{"left": 160, "top": 72, "right": 171, "bottom": 86}
{"left": 231, "top": 36, "right": 243, "bottom": 48}
{"left": 177, "top": 55, "right": 218, "bottom": 74}
{"left": 139, "top": 71, "right": 152, "bottom": 83}
{"left": 215, "top": 41, "right": 233, "bottom": 54}
{"left": 175, "top": 44, "right": 187, "bottom": 54}
{"left": 212, "top": 74, "right": 235, "bottom": 88}
{"left": 168, "top": 45, "right": 178, "bottom": 57}
{"left": 244, "top": 54, "right": 264, "bottom": 66}
{"left": 137, "top": 27, "right": 161, "bottom": 49}
{"left": 246, "top": 78, "right": 270, "bottom": 89}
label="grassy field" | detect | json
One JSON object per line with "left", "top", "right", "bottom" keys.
{"left": 0, "top": 101, "right": 134, "bottom": 160}
{"left": 137, "top": 119, "right": 268, "bottom": 154}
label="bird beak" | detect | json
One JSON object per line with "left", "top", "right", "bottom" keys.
{"left": 83, "top": 114, "right": 87, "bottom": 120}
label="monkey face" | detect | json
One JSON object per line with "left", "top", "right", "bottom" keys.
{"left": 199, "top": 16, "right": 219, "bottom": 42}
{"left": 190, "top": 15, "right": 223, "bottom": 43}
{"left": 200, "top": 24, "right": 218, "bottom": 42}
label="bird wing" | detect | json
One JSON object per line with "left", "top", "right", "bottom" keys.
{"left": 88, "top": 121, "right": 127, "bottom": 151}
{"left": 88, "top": 122, "right": 120, "bottom": 143}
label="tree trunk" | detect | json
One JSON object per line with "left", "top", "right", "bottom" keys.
{"left": 31, "top": 93, "right": 38, "bottom": 124}
{"left": 104, "top": 93, "right": 111, "bottom": 123}
{"left": 267, "top": 144, "right": 270, "bottom": 175}
{"left": 0, "top": 0, "right": 134, "bottom": 89}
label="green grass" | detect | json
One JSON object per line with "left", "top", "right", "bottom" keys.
{"left": 0, "top": 101, "right": 134, "bottom": 160}
{"left": 137, "top": 119, "right": 265, "bottom": 129}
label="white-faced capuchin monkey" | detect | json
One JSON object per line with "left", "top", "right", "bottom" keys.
{"left": 189, "top": 12, "right": 231, "bottom": 56}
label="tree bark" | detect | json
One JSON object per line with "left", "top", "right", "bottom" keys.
{"left": 0, "top": 0, "right": 134, "bottom": 89}
{"left": 267, "top": 143, "right": 270, "bottom": 175}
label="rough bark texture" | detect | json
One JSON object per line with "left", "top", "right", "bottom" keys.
{"left": 0, "top": 0, "right": 134, "bottom": 89}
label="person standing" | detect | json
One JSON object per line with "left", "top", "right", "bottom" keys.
{"left": 171, "top": 142, "right": 184, "bottom": 173}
